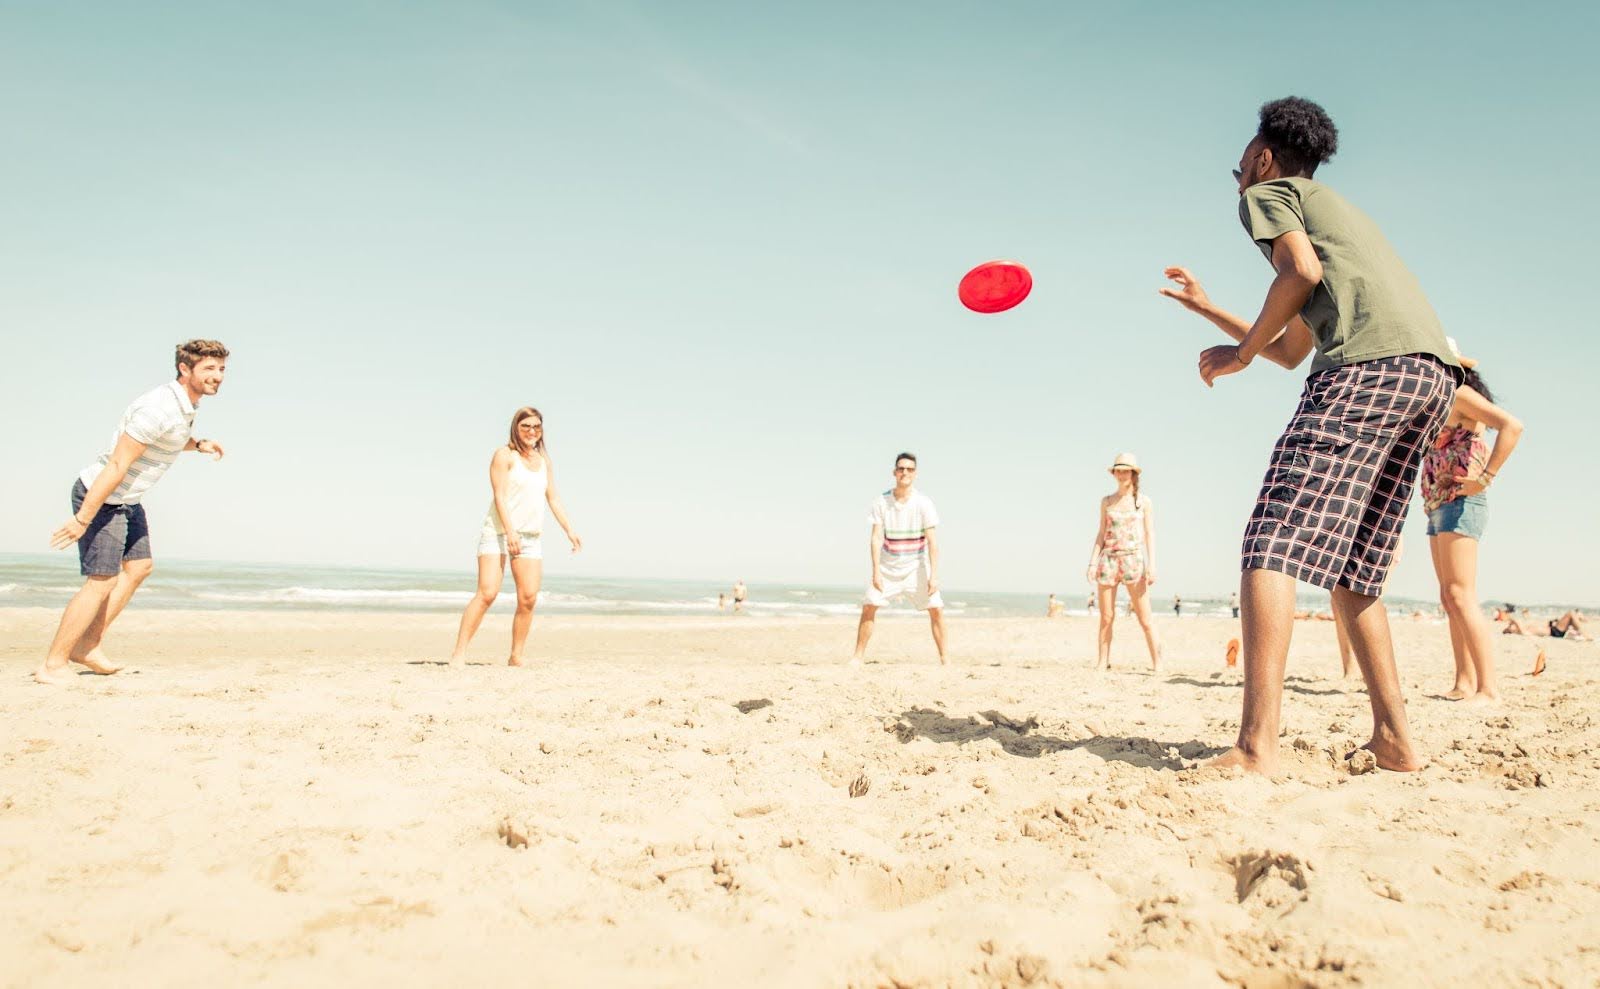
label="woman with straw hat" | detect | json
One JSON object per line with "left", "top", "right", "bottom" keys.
{"left": 1085, "top": 453, "right": 1162, "bottom": 671}
{"left": 1419, "top": 338, "right": 1524, "bottom": 701}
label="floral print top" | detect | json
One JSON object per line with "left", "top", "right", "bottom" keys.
{"left": 1420, "top": 425, "right": 1489, "bottom": 513}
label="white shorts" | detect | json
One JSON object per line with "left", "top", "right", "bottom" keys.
{"left": 477, "top": 529, "right": 543, "bottom": 559}
{"left": 863, "top": 570, "right": 943, "bottom": 610}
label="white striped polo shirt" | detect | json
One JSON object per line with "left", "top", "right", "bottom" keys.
{"left": 79, "top": 381, "right": 198, "bottom": 505}
{"left": 869, "top": 489, "right": 939, "bottom": 579}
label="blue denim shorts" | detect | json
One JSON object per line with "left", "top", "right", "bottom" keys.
{"left": 1426, "top": 493, "right": 1487, "bottom": 540}
{"left": 72, "top": 479, "right": 152, "bottom": 576}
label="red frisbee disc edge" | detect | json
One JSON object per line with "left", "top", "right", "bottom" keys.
{"left": 958, "top": 260, "right": 1032, "bottom": 314}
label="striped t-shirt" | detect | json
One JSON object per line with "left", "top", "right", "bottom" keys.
{"left": 79, "top": 381, "right": 198, "bottom": 505}
{"left": 869, "top": 490, "right": 940, "bottom": 579}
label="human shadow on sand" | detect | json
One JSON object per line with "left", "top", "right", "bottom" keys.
{"left": 1163, "top": 674, "right": 1352, "bottom": 697}
{"left": 894, "top": 706, "right": 1224, "bottom": 770}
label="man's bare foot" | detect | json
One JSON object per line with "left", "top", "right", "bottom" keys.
{"left": 1361, "top": 732, "right": 1424, "bottom": 772}
{"left": 508, "top": 656, "right": 527, "bottom": 667}
{"left": 71, "top": 648, "right": 123, "bottom": 675}
{"left": 1206, "top": 745, "right": 1276, "bottom": 775}
{"left": 33, "top": 662, "right": 76, "bottom": 685}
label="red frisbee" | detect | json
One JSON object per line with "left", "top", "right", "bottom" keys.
{"left": 958, "top": 260, "right": 1032, "bottom": 314}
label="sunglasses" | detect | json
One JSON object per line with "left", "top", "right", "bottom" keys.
{"left": 894, "top": 466, "right": 917, "bottom": 473}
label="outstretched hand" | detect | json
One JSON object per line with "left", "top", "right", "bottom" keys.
{"left": 49, "top": 517, "right": 88, "bottom": 550}
{"left": 1198, "top": 345, "right": 1247, "bottom": 387}
{"left": 1159, "top": 267, "right": 1211, "bottom": 313}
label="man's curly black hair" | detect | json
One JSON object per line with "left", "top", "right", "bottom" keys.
{"left": 1256, "top": 97, "right": 1339, "bottom": 177}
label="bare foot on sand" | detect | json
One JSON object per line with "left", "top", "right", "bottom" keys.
{"left": 448, "top": 654, "right": 466, "bottom": 668}
{"left": 508, "top": 656, "right": 527, "bottom": 667}
{"left": 33, "top": 663, "right": 77, "bottom": 685}
{"left": 1442, "top": 685, "right": 1473, "bottom": 701}
{"left": 72, "top": 648, "right": 123, "bottom": 675}
{"left": 1462, "top": 691, "right": 1501, "bottom": 705}
{"left": 1360, "top": 732, "right": 1424, "bottom": 772}
{"left": 1206, "top": 745, "right": 1276, "bottom": 776}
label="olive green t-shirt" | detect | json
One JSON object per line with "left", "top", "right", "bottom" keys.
{"left": 1238, "top": 177, "right": 1458, "bottom": 376}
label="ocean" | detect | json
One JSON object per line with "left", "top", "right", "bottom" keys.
{"left": 0, "top": 552, "right": 1485, "bottom": 620}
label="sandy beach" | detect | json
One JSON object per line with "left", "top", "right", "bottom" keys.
{"left": 3, "top": 607, "right": 1597, "bottom": 987}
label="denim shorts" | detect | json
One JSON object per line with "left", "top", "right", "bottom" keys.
{"left": 72, "top": 479, "right": 152, "bottom": 576}
{"left": 1426, "top": 493, "right": 1487, "bottom": 540}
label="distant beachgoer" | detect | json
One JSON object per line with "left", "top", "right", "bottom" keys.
{"left": 1159, "top": 97, "right": 1460, "bottom": 773}
{"left": 448, "top": 407, "right": 582, "bottom": 667}
{"left": 852, "top": 452, "right": 946, "bottom": 665}
{"left": 38, "top": 341, "right": 231, "bottom": 685}
{"left": 1229, "top": 591, "right": 1240, "bottom": 619}
{"left": 1419, "top": 339, "right": 1524, "bottom": 702}
{"left": 1046, "top": 594, "right": 1065, "bottom": 618}
{"left": 1172, "top": 595, "right": 1182, "bottom": 617}
{"left": 1503, "top": 611, "right": 1588, "bottom": 640}
{"left": 1086, "top": 594, "right": 1096, "bottom": 614}
{"left": 717, "top": 593, "right": 727, "bottom": 611}
{"left": 732, "top": 579, "right": 747, "bottom": 614}
{"left": 1085, "top": 453, "right": 1161, "bottom": 671}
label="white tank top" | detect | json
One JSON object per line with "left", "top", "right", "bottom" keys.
{"left": 483, "top": 453, "right": 547, "bottom": 534}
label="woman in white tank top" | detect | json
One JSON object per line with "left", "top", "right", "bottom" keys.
{"left": 448, "top": 406, "right": 583, "bottom": 667}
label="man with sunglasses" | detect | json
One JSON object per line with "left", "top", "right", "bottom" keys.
{"left": 851, "top": 452, "right": 947, "bottom": 665}
{"left": 1160, "top": 97, "right": 1459, "bottom": 774}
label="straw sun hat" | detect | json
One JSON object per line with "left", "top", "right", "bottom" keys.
{"left": 1108, "top": 452, "right": 1141, "bottom": 475}
{"left": 1445, "top": 336, "right": 1478, "bottom": 369}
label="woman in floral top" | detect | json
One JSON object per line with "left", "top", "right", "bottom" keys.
{"left": 1420, "top": 339, "right": 1524, "bottom": 701}
{"left": 1086, "top": 453, "right": 1161, "bottom": 671}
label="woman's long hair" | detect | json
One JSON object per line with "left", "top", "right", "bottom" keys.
{"left": 507, "top": 406, "right": 548, "bottom": 461}
{"left": 1460, "top": 367, "right": 1494, "bottom": 404}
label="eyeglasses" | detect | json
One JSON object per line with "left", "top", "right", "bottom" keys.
{"left": 1231, "top": 168, "right": 1243, "bottom": 181}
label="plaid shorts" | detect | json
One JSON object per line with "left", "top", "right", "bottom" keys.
{"left": 1241, "top": 355, "right": 1456, "bottom": 596}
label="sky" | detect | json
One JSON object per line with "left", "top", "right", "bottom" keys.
{"left": 3, "top": 0, "right": 1597, "bottom": 605}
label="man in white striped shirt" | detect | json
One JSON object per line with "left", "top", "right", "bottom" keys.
{"left": 35, "top": 340, "right": 230, "bottom": 685}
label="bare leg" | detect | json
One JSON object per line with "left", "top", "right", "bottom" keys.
{"left": 1332, "top": 584, "right": 1423, "bottom": 771}
{"left": 507, "top": 556, "right": 543, "bottom": 666}
{"left": 36, "top": 576, "right": 118, "bottom": 684}
{"left": 927, "top": 607, "right": 947, "bottom": 665}
{"left": 1333, "top": 608, "right": 1357, "bottom": 679}
{"left": 1126, "top": 578, "right": 1162, "bottom": 671}
{"left": 449, "top": 555, "right": 504, "bottom": 665}
{"left": 1095, "top": 583, "right": 1116, "bottom": 670}
{"left": 1436, "top": 533, "right": 1497, "bottom": 700}
{"left": 1209, "top": 567, "right": 1297, "bottom": 774}
{"left": 1429, "top": 535, "right": 1474, "bottom": 698}
{"left": 852, "top": 604, "right": 878, "bottom": 661}
{"left": 75, "top": 558, "right": 154, "bottom": 673}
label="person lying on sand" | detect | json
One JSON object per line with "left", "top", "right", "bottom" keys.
{"left": 1502, "top": 610, "right": 1588, "bottom": 640}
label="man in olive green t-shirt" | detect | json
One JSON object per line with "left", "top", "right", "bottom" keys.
{"left": 1160, "top": 96, "right": 1461, "bottom": 776}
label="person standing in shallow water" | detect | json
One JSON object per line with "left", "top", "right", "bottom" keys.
{"left": 1419, "top": 339, "right": 1523, "bottom": 702}
{"left": 37, "top": 340, "right": 230, "bottom": 685}
{"left": 1160, "top": 96, "right": 1461, "bottom": 773}
{"left": 448, "top": 407, "right": 582, "bottom": 667}
{"left": 1085, "top": 453, "right": 1161, "bottom": 671}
